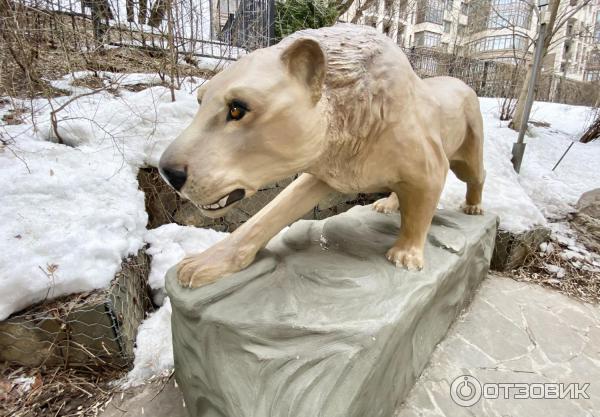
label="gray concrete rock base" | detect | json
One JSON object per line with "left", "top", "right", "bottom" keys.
{"left": 166, "top": 205, "right": 497, "bottom": 417}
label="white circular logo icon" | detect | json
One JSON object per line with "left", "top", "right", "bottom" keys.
{"left": 450, "top": 375, "right": 482, "bottom": 407}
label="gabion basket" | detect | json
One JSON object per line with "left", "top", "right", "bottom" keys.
{"left": 0, "top": 250, "right": 153, "bottom": 369}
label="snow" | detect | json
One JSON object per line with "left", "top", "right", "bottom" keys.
{"left": 0, "top": 136, "right": 147, "bottom": 320}
{"left": 0, "top": 72, "right": 208, "bottom": 319}
{"left": 124, "top": 299, "right": 174, "bottom": 386}
{"left": 520, "top": 123, "right": 600, "bottom": 220}
{"left": 528, "top": 100, "right": 594, "bottom": 137}
{"left": 439, "top": 97, "right": 600, "bottom": 233}
{"left": 123, "top": 224, "right": 227, "bottom": 386}
{"left": 42, "top": 72, "right": 204, "bottom": 166}
{"left": 144, "top": 223, "right": 227, "bottom": 304}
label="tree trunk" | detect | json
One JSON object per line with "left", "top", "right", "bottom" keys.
{"left": 149, "top": 0, "right": 167, "bottom": 27}
{"left": 335, "top": 0, "right": 356, "bottom": 17}
{"left": 126, "top": 0, "right": 134, "bottom": 22}
{"left": 509, "top": 0, "right": 561, "bottom": 131}
{"left": 139, "top": 0, "right": 148, "bottom": 24}
{"left": 351, "top": 0, "right": 378, "bottom": 23}
{"left": 579, "top": 115, "right": 600, "bottom": 143}
{"left": 166, "top": 0, "right": 177, "bottom": 102}
{"left": 509, "top": 62, "right": 533, "bottom": 130}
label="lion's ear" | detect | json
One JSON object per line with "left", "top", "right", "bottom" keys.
{"left": 281, "top": 38, "right": 326, "bottom": 105}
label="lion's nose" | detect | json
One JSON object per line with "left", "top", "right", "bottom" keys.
{"left": 159, "top": 166, "right": 187, "bottom": 191}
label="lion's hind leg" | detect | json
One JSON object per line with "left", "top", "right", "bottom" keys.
{"left": 451, "top": 119, "right": 485, "bottom": 215}
{"left": 373, "top": 192, "right": 400, "bottom": 214}
{"left": 450, "top": 157, "right": 485, "bottom": 215}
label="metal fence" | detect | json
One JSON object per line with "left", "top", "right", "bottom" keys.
{"left": 1, "top": 0, "right": 275, "bottom": 63}
{"left": 2, "top": 1, "right": 596, "bottom": 104}
{"left": 403, "top": 47, "right": 599, "bottom": 107}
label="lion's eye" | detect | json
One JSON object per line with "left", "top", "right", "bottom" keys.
{"left": 197, "top": 98, "right": 202, "bottom": 106}
{"left": 227, "top": 100, "right": 248, "bottom": 121}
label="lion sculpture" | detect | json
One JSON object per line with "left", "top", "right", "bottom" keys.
{"left": 159, "top": 23, "right": 485, "bottom": 288}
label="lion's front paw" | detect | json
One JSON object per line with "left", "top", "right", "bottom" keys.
{"left": 462, "top": 203, "right": 483, "bottom": 215}
{"left": 386, "top": 246, "right": 423, "bottom": 271}
{"left": 177, "top": 241, "right": 255, "bottom": 288}
{"left": 373, "top": 197, "right": 399, "bottom": 214}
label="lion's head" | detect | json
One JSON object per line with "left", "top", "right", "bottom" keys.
{"left": 158, "top": 38, "right": 327, "bottom": 218}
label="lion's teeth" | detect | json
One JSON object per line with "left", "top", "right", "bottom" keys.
{"left": 210, "top": 203, "right": 219, "bottom": 209}
{"left": 218, "top": 196, "right": 228, "bottom": 207}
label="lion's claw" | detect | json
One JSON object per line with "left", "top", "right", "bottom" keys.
{"left": 386, "top": 246, "right": 423, "bottom": 271}
{"left": 372, "top": 196, "right": 399, "bottom": 214}
{"left": 176, "top": 239, "right": 256, "bottom": 288}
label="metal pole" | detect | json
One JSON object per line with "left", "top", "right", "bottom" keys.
{"left": 552, "top": 141, "right": 575, "bottom": 171}
{"left": 511, "top": 20, "right": 547, "bottom": 173}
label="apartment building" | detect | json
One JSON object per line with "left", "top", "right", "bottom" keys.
{"left": 340, "top": 0, "right": 600, "bottom": 81}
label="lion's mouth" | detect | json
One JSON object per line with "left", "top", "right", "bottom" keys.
{"left": 200, "top": 188, "right": 246, "bottom": 211}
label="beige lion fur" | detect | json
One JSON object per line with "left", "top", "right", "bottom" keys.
{"left": 159, "top": 23, "right": 485, "bottom": 288}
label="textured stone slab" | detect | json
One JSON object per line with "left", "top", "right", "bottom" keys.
{"left": 396, "top": 275, "right": 600, "bottom": 417}
{"left": 100, "top": 378, "right": 187, "bottom": 417}
{"left": 166, "top": 205, "right": 497, "bottom": 417}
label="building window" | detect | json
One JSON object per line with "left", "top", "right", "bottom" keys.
{"left": 595, "top": 11, "right": 600, "bottom": 42}
{"left": 469, "top": 34, "right": 528, "bottom": 52}
{"left": 414, "top": 31, "right": 442, "bottom": 47}
{"left": 491, "top": 56, "right": 524, "bottom": 65}
{"left": 585, "top": 70, "right": 600, "bottom": 81}
{"left": 588, "top": 51, "right": 600, "bottom": 65}
{"left": 486, "top": 0, "right": 532, "bottom": 30}
{"left": 566, "top": 23, "right": 574, "bottom": 37}
{"left": 444, "top": 20, "right": 452, "bottom": 32}
{"left": 416, "top": 0, "right": 445, "bottom": 24}
{"left": 446, "top": 0, "right": 454, "bottom": 10}
{"left": 441, "top": 41, "right": 449, "bottom": 51}
{"left": 461, "top": 1, "right": 468, "bottom": 14}
{"left": 457, "top": 23, "right": 467, "bottom": 37}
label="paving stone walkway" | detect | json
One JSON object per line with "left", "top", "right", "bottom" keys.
{"left": 100, "top": 377, "right": 186, "bottom": 417}
{"left": 396, "top": 274, "right": 600, "bottom": 417}
{"left": 101, "top": 274, "right": 600, "bottom": 417}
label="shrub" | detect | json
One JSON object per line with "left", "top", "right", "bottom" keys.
{"left": 274, "top": 0, "right": 338, "bottom": 41}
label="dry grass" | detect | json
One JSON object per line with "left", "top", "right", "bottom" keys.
{"left": 511, "top": 235, "right": 600, "bottom": 304}
{"left": 0, "top": 366, "right": 124, "bottom": 417}
{"left": 1, "top": 44, "right": 214, "bottom": 98}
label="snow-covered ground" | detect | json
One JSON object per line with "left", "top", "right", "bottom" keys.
{"left": 1, "top": 73, "right": 599, "bottom": 384}
{"left": 0, "top": 72, "right": 203, "bottom": 320}
{"left": 440, "top": 98, "right": 600, "bottom": 232}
